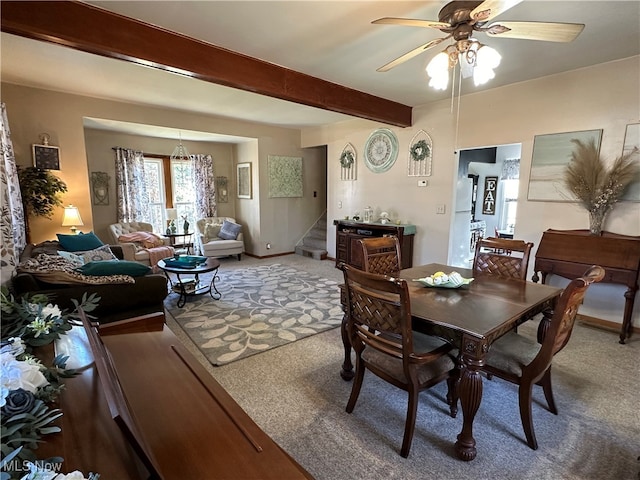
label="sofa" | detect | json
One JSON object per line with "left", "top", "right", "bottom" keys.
{"left": 107, "top": 221, "right": 173, "bottom": 265}
{"left": 11, "top": 241, "right": 169, "bottom": 324}
{"left": 196, "top": 217, "right": 244, "bottom": 260}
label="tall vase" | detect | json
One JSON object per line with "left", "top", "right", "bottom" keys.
{"left": 183, "top": 220, "right": 190, "bottom": 234}
{"left": 588, "top": 210, "right": 606, "bottom": 236}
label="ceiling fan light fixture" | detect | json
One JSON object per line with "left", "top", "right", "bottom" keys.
{"left": 426, "top": 51, "right": 450, "bottom": 90}
{"left": 476, "top": 44, "right": 501, "bottom": 69}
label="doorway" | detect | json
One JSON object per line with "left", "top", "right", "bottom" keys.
{"left": 448, "top": 143, "right": 522, "bottom": 268}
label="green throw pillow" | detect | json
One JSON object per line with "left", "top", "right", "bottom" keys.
{"left": 57, "top": 231, "right": 104, "bottom": 252}
{"left": 77, "top": 260, "right": 151, "bottom": 277}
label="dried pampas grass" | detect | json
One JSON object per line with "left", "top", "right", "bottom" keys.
{"left": 563, "top": 138, "right": 639, "bottom": 214}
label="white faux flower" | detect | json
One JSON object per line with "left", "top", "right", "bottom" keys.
{"left": 0, "top": 337, "right": 26, "bottom": 356}
{"left": 20, "top": 464, "right": 94, "bottom": 480}
{"left": 41, "top": 304, "right": 62, "bottom": 320}
{"left": 0, "top": 351, "right": 49, "bottom": 406}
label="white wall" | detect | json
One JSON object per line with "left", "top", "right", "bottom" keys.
{"left": 304, "top": 56, "right": 640, "bottom": 328}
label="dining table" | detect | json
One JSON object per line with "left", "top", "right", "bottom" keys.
{"left": 338, "top": 262, "right": 563, "bottom": 461}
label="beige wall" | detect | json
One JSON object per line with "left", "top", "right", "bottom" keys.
{"left": 2, "top": 83, "right": 327, "bottom": 256}
{"left": 303, "top": 55, "right": 640, "bottom": 327}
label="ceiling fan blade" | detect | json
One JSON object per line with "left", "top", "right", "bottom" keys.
{"left": 372, "top": 17, "right": 451, "bottom": 29}
{"left": 471, "top": 0, "right": 523, "bottom": 23}
{"left": 486, "top": 21, "right": 585, "bottom": 42}
{"left": 376, "top": 37, "right": 450, "bottom": 72}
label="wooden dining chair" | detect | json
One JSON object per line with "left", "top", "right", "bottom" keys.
{"left": 480, "top": 265, "right": 605, "bottom": 450}
{"left": 358, "top": 235, "right": 401, "bottom": 276}
{"left": 472, "top": 237, "right": 534, "bottom": 281}
{"left": 341, "top": 264, "right": 457, "bottom": 458}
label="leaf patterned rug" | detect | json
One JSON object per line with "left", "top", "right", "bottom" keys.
{"left": 165, "top": 264, "right": 343, "bottom": 365}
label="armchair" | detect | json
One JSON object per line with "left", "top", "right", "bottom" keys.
{"left": 108, "top": 222, "right": 173, "bottom": 266}
{"left": 196, "top": 217, "right": 244, "bottom": 260}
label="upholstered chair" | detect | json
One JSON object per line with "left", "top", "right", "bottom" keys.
{"left": 108, "top": 221, "right": 172, "bottom": 266}
{"left": 341, "top": 263, "right": 458, "bottom": 458}
{"left": 480, "top": 265, "right": 605, "bottom": 450}
{"left": 195, "top": 217, "right": 245, "bottom": 260}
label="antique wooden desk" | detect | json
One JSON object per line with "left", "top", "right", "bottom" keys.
{"left": 339, "top": 263, "right": 562, "bottom": 461}
{"left": 533, "top": 229, "right": 640, "bottom": 344}
{"left": 40, "top": 314, "right": 313, "bottom": 479}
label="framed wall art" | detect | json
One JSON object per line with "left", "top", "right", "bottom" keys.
{"left": 364, "top": 128, "right": 398, "bottom": 173}
{"left": 621, "top": 123, "right": 640, "bottom": 201}
{"left": 482, "top": 176, "right": 498, "bottom": 215}
{"left": 237, "top": 163, "right": 252, "bottom": 199}
{"left": 527, "top": 129, "right": 602, "bottom": 202}
{"left": 268, "top": 155, "right": 303, "bottom": 198}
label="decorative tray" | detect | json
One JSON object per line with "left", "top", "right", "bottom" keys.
{"left": 413, "top": 271, "right": 474, "bottom": 289}
{"left": 162, "top": 255, "right": 208, "bottom": 269}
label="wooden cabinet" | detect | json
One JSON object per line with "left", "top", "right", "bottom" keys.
{"left": 334, "top": 220, "right": 415, "bottom": 270}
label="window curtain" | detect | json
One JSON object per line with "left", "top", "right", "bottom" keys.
{"left": 501, "top": 158, "right": 520, "bottom": 180}
{"left": 0, "top": 103, "right": 26, "bottom": 278}
{"left": 193, "top": 154, "right": 217, "bottom": 219}
{"left": 114, "top": 147, "right": 150, "bottom": 223}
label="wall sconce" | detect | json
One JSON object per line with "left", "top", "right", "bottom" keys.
{"left": 216, "top": 176, "right": 228, "bottom": 203}
{"left": 91, "top": 171, "right": 110, "bottom": 205}
{"left": 62, "top": 205, "right": 84, "bottom": 234}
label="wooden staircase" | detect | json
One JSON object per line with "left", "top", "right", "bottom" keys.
{"left": 295, "top": 212, "right": 328, "bottom": 260}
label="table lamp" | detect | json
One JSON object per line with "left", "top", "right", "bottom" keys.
{"left": 166, "top": 208, "right": 178, "bottom": 234}
{"left": 62, "top": 205, "right": 84, "bottom": 234}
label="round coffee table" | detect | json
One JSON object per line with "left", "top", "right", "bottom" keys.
{"left": 157, "top": 257, "right": 221, "bottom": 308}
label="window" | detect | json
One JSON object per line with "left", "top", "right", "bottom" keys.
{"left": 500, "top": 179, "right": 519, "bottom": 230}
{"left": 143, "top": 157, "right": 195, "bottom": 233}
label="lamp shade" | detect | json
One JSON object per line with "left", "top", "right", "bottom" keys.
{"left": 166, "top": 208, "right": 178, "bottom": 221}
{"left": 62, "top": 205, "right": 84, "bottom": 234}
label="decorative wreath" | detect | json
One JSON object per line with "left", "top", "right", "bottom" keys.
{"left": 410, "top": 140, "right": 431, "bottom": 162}
{"left": 340, "top": 150, "right": 355, "bottom": 169}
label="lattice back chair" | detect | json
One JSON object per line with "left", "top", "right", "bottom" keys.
{"left": 358, "top": 235, "right": 402, "bottom": 276}
{"left": 472, "top": 237, "right": 534, "bottom": 281}
{"left": 480, "top": 265, "right": 605, "bottom": 450}
{"left": 341, "top": 264, "right": 457, "bottom": 458}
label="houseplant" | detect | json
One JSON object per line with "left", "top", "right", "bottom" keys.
{"left": 17, "top": 167, "right": 67, "bottom": 244}
{"left": 563, "top": 138, "right": 639, "bottom": 235}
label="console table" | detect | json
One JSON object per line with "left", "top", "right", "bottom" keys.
{"left": 532, "top": 229, "right": 640, "bottom": 344}
{"left": 333, "top": 220, "right": 415, "bottom": 270}
{"left": 39, "top": 313, "right": 313, "bottom": 479}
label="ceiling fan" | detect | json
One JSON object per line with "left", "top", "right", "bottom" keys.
{"left": 373, "top": 0, "right": 585, "bottom": 74}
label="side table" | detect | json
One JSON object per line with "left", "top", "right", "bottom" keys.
{"left": 165, "top": 232, "right": 194, "bottom": 255}
{"left": 157, "top": 257, "right": 221, "bottom": 308}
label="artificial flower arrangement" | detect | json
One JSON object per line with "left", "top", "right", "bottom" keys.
{"left": 0, "top": 287, "right": 100, "bottom": 480}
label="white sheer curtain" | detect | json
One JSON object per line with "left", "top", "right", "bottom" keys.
{"left": 193, "top": 154, "right": 217, "bottom": 219}
{"left": 114, "top": 147, "right": 150, "bottom": 223}
{"left": 0, "top": 103, "right": 26, "bottom": 279}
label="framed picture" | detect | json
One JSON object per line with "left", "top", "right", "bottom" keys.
{"left": 527, "top": 129, "right": 602, "bottom": 202}
{"left": 621, "top": 123, "right": 640, "bottom": 201}
{"left": 32, "top": 144, "right": 60, "bottom": 170}
{"left": 237, "top": 163, "right": 251, "bottom": 199}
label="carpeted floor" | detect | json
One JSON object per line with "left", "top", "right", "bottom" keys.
{"left": 164, "top": 262, "right": 342, "bottom": 365}
{"left": 165, "top": 254, "right": 640, "bottom": 480}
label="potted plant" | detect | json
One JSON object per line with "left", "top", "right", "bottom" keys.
{"left": 17, "top": 166, "right": 67, "bottom": 243}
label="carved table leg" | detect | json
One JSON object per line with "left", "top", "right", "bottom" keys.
{"left": 619, "top": 287, "right": 637, "bottom": 344}
{"left": 340, "top": 314, "right": 354, "bottom": 381}
{"left": 454, "top": 334, "right": 486, "bottom": 461}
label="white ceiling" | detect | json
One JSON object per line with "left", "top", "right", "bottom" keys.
{"left": 2, "top": 1, "right": 639, "bottom": 141}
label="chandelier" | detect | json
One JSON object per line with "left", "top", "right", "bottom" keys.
{"left": 171, "top": 132, "right": 190, "bottom": 161}
{"left": 426, "top": 39, "right": 501, "bottom": 90}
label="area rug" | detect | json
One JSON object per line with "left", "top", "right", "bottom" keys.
{"left": 165, "top": 264, "right": 343, "bottom": 365}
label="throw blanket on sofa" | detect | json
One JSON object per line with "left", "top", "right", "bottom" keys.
{"left": 118, "top": 231, "right": 166, "bottom": 249}
{"left": 147, "top": 246, "right": 174, "bottom": 273}
{"left": 18, "top": 254, "right": 135, "bottom": 285}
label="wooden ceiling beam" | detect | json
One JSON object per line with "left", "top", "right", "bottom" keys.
{"left": 1, "top": 1, "right": 413, "bottom": 128}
